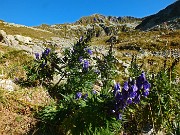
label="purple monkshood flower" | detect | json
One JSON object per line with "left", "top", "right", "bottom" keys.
{"left": 79, "top": 36, "right": 83, "bottom": 42}
{"left": 79, "top": 56, "right": 83, "bottom": 63}
{"left": 87, "top": 49, "right": 93, "bottom": 55}
{"left": 35, "top": 53, "right": 40, "bottom": 59}
{"left": 143, "top": 81, "right": 151, "bottom": 91}
{"left": 129, "top": 91, "right": 137, "bottom": 99}
{"left": 137, "top": 71, "right": 146, "bottom": 83}
{"left": 136, "top": 71, "right": 149, "bottom": 90}
{"left": 114, "top": 83, "right": 120, "bottom": 91}
{"left": 43, "top": 48, "right": 51, "bottom": 56}
{"left": 122, "top": 90, "right": 128, "bottom": 101}
{"left": 114, "top": 82, "right": 121, "bottom": 96}
{"left": 123, "top": 81, "right": 129, "bottom": 91}
{"left": 127, "top": 98, "right": 133, "bottom": 105}
{"left": 131, "top": 84, "right": 138, "bottom": 92}
{"left": 134, "top": 94, "right": 141, "bottom": 104}
{"left": 83, "top": 60, "right": 89, "bottom": 69}
{"left": 92, "top": 90, "right": 97, "bottom": 94}
{"left": 94, "top": 17, "right": 97, "bottom": 22}
{"left": 83, "top": 93, "right": 88, "bottom": 100}
{"left": 75, "top": 92, "right": 82, "bottom": 99}
{"left": 140, "top": 71, "right": 146, "bottom": 81}
{"left": 115, "top": 91, "right": 123, "bottom": 101}
{"left": 142, "top": 90, "right": 149, "bottom": 97}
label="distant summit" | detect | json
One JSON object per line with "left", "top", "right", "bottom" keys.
{"left": 75, "top": 14, "right": 141, "bottom": 25}
{"left": 136, "top": 0, "right": 180, "bottom": 30}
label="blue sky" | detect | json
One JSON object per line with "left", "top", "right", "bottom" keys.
{"left": 0, "top": 0, "right": 176, "bottom": 26}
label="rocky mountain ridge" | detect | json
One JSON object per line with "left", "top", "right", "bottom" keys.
{"left": 0, "top": 2, "right": 180, "bottom": 92}
{"left": 0, "top": 1, "right": 179, "bottom": 57}
{"left": 0, "top": 14, "right": 142, "bottom": 56}
{"left": 35, "top": 14, "right": 141, "bottom": 40}
{"left": 136, "top": 0, "right": 180, "bottom": 30}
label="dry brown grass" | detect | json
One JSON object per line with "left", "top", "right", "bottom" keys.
{"left": 0, "top": 23, "right": 179, "bottom": 134}
{"left": 0, "top": 22, "right": 56, "bottom": 39}
{"left": 0, "top": 45, "right": 55, "bottom": 134}
{"left": 0, "top": 44, "right": 33, "bottom": 79}
{"left": 0, "top": 87, "right": 54, "bottom": 135}
{"left": 90, "top": 30, "right": 179, "bottom": 54}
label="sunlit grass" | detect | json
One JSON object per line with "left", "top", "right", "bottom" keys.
{"left": 0, "top": 44, "right": 33, "bottom": 79}
{"left": 0, "top": 21, "right": 56, "bottom": 39}
{"left": 0, "top": 87, "right": 55, "bottom": 134}
{"left": 0, "top": 21, "right": 179, "bottom": 134}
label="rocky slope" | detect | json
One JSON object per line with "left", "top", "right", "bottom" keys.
{"left": 136, "top": 0, "right": 180, "bottom": 30}
{"left": 35, "top": 14, "right": 141, "bottom": 39}
{"left": 0, "top": 14, "right": 142, "bottom": 56}
{"left": 0, "top": 2, "right": 179, "bottom": 59}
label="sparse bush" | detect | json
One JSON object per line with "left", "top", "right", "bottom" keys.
{"left": 24, "top": 32, "right": 155, "bottom": 135}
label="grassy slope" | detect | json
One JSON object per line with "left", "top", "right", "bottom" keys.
{"left": 0, "top": 21, "right": 179, "bottom": 134}
{"left": 0, "top": 45, "right": 54, "bottom": 134}
{"left": 0, "top": 21, "right": 56, "bottom": 39}
{"left": 91, "top": 30, "right": 180, "bottom": 76}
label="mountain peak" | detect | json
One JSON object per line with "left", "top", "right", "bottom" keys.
{"left": 136, "top": 0, "right": 180, "bottom": 30}
{"left": 74, "top": 14, "right": 141, "bottom": 25}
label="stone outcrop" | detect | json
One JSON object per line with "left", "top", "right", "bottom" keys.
{"left": 136, "top": 1, "right": 180, "bottom": 30}
{"left": 0, "top": 79, "right": 17, "bottom": 91}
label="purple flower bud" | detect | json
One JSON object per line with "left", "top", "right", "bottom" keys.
{"left": 127, "top": 98, "right": 133, "bottom": 105}
{"left": 114, "top": 83, "right": 121, "bottom": 91}
{"left": 129, "top": 91, "right": 137, "bottom": 99}
{"left": 134, "top": 94, "right": 141, "bottom": 104}
{"left": 131, "top": 84, "right": 138, "bottom": 92}
{"left": 83, "top": 60, "right": 89, "bottom": 69}
{"left": 44, "top": 48, "right": 50, "bottom": 56}
{"left": 14, "top": 77, "right": 19, "bottom": 83}
{"left": 75, "top": 92, "right": 82, "bottom": 99}
{"left": 115, "top": 91, "right": 123, "bottom": 101}
{"left": 87, "top": 49, "right": 93, "bottom": 55}
{"left": 79, "top": 36, "right": 83, "bottom": 42}
{"left": 142, "top": 90, "right": 149, "bottom": 97}
{"left": 136, "top": 72, "right": 147, "bottom": 89}
{"left": 114, "top": 83, "right": 121, "bottom": 96}
{"left": 35, "top": 53, "right": 40, "bottom": 59}
{"left": 141, "top": 71, "right": 146, "bottom": 81}
{"left": 92, "top": 90, "right": 97, "bottom": 94}
{"left": 83, "top": 93, "right": 88, "bottom": 100}
{"left": 94, "top": 17, "right": 97, "bottom": 22}
{"left": 123, "top": 81, "right": 129, "bottom": 91}
{"left": 143, "top": 81, "right": 151, "bottom": 91}
{"left": 79, "top": 56, "right": 83, "bottom": 63}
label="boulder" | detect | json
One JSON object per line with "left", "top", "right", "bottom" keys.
{"left": 14, "top": 35, "right": 32, "bottom": 44}
{"left": 0, "top": 79, "right": 16, "bottom": 91}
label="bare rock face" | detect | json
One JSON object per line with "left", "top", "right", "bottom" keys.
{"left": 0, "top": 79, "right": 17, "bottom": 91}
{"left": 0, "top": 30, "right": 10, "bottom": 45}
{"left": 14, "top": 35, "right": 32, "bottom": 44}
{"left": 0, "top": 30, "right": 18, "bottom": 46}
{"left": 136, "top": 1, "right": 180, "bottom": 30}
{"left": 0, "top": 30, "right": 32, "bottom": 44}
